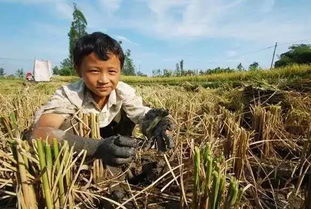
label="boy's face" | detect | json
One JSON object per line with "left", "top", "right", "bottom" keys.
{"left": 78, "top": 52, "right": 121, "bottom": 100}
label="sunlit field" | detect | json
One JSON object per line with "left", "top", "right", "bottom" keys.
{"left": 0, "top": 65, "right": 310, "bottom": 208}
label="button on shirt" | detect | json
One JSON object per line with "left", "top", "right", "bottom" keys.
{"left": 34, "top": 80, "right": 151, "bottom": 127}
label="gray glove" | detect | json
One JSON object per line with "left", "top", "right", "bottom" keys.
{"left": 38, "top": 128, "right": 137, "bottom": 166}
{"left": 93, "top": 134, "right": 137, "bottom": 166}
{"left": 141, "top": 108, "right": 174, "bottom": 152}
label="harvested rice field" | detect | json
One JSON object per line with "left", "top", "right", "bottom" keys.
{"left": 0, "top": 66, "right": 311, "bottom": 208}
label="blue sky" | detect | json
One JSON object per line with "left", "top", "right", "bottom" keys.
{"left": 1, "top": 0, "right": 311, "bottom": 75}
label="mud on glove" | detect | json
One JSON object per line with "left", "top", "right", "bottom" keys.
{"left": 141, "top": 108, "right": 175, "bottom": 152}
{"left": 93, "top": 134, "right": 137, "bottom": 166}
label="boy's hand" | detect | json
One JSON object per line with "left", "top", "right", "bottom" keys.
{"left": 141, "top": 108, "right": 175, "bottom": 151}
{"left": 94, "top": 135, "right": 137, "bottom": 166}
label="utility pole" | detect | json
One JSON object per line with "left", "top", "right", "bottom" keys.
{"left": 270, "top": 42, "right": 277, "bottom": 69}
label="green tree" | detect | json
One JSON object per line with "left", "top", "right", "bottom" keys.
{"left": 59, "top": 68, "right": 73, "bottom": 76}
{"left": 16, "top": 68, "right": 24, "bottom": 78}
{"left": 249, "top": 62, "right": 259, "bottom": 71}
{"left": 237, "top": 63, "right": 244, "bottom": 71}
{"left": 122, "top": 49, "right": 136, "bottom": 75}
{"left": 52, "top": 66, "right": 60, "bottom": 75}
{"left": 62, "top": 3, "right": 88, "bottom": 75}
{"left": 69, "top": 3, "right": 87, "bottom": 64}
{"left": 180, "top": 59, "right": 184, "bottom": 75}
{"left": 275, "top": 44, "right": 311, "bottom": 67}
{"left": 152, "top": 69, "right": 162, "bottom": 77}
{"left": 163, "top": 69, "right": 173, "bottom": 77}
{"left": 0, "top": 67, "right": 5, "bottom": 76}
{"left": 175, "top": 63, "right": 180, "bottom": 76}
{"left": 59, "top": 58, "right": 75, "bottom": 76}
{"left": 136, "top": 71, "right": 147, "bottom": 76}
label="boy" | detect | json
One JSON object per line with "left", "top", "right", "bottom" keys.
{"left": 32, "top": 32, "right": 174, "bottom": 166}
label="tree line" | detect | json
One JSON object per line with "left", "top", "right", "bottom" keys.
{"left": 152, "top": 61, "right": 261, "bottom": 77}
{"left": 151, "top": 44, "right": 311, "bottom": 77}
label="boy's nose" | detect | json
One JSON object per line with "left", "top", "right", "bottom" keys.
{"left": 98, "top": 73, "right": 109, "bottom": 84}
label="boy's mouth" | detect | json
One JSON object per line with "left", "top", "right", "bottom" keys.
{"left": 96, "top": 86, "right": 111, "bottom": 91}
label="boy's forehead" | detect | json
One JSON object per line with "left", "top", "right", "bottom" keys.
{"left": 82, "top": 52, "right": 120, "bottom": 66}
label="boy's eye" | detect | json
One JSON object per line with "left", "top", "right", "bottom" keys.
{"left": 109, "top": 69, "right": 118, "bottom": 73}
{"left": 88, "top": 69, "right": 99, "bottom": 73}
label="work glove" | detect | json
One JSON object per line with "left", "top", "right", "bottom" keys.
{"left": 93, "top": 134, "right": 137, "bottom": 166}
{"left": 141, "top": 108, "right": 175, "bottom": 152}
{"left": 35, "top": 128, "right": 137, "bottom": 166}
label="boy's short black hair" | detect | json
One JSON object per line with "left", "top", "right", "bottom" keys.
{"left": 73, "top": 32, "right": 124, "bottom": 73}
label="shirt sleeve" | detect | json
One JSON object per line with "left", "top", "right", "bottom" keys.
{"left": 116, "top": 82, "right": 151, "bottom": 124}
{"left": 34, "top": 87, "right": 77, "bottom": 123}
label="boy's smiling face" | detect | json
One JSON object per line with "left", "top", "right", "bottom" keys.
{"left": 78, "top": 52, "right": 121, "bottom": 106}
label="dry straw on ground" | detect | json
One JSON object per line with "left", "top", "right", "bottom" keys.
{"left": 0, "top": 70, "right": 311, "bottom": 208}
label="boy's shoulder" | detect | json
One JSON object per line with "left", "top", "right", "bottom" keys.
{"left": 54, "top": 79, "right": 84, "bottom": 108}
{"left": 55, "top": 80, "right": 137, "bottom": 104}
{"left": 116, "top": 81, "right": 134, "bottom": 90}
{"left": 116, "top": 81, "right": 137, "bottom": 98}
{"left": 62, "top": 79, "right": 84, "bottom": 93}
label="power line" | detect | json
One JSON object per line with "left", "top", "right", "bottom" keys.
{"left": 226, "top": 38, "right": 311, "bottom": 61}
{"left": 236, "top": 45, "right": 275, "bottom": 57}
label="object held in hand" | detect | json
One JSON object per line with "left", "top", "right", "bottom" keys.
{"left": 141, "top": 108, "right": 175, "bottom": 152}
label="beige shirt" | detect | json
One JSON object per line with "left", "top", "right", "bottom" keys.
{"left": 34, "top": 80, "right": 150, "bottom": 127}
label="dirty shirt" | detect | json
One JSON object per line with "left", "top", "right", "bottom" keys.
{"left": 34, "top": 80, "right": 150, "bottom": 127}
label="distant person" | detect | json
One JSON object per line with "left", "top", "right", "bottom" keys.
{"left": 25, "top": 72, "right": 33, "bottom": 81}
{"left": 31, "top": 32, "right": 174, "bottom": 167}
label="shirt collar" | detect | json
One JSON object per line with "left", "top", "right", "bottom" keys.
{"left": 83, "top": 84, "right": 117, "bottom": 110}
{"left": 108, "top": 89, "right": 117, "bottom": 108}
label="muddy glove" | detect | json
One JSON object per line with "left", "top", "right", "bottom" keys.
{"left": 141, "top": 108, "right": 175, "bottom": 152}
{"left": 93, "top": 135, "right": 137, "bottom": 166}
{"left": 36, "top": 128, "right": 137, "bottom": 166}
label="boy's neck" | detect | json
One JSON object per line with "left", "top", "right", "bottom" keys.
{"left": 91, "top": 93, "right": 109, "bottom": 110}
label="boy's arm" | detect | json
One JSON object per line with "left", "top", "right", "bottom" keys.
{"left": 32, "top": 113, "right": 65, "bottom": 142}
{"left": 117, "top": 83, "right": 175, "bottom": 151}
{"left": 117, "top": 82, "right": 150, "bottom": 124}
{"left": 32, "top": 114, "right": 137, "bottom": 166}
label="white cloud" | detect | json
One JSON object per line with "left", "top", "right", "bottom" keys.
{"left": 55, "top": 1, "right": 72, "bottom": 20}
{"left": 1, "top": 0, "right": 54, "bottom": 3}
{"left": 143, "top": 0, "right": 244, "bottom": 38}
{"left": 261, "top": 0, "right": 275, "bottom": 13}
{"left": 4, "top": 0, "right": 309, "bottom": 44}
{"left": 2, "top": 0, "right": 73, "bottom": 20}
{"left": 10, "top": 0, "right": 303, "bottom": 43}
{"left": 217, "top": 19, "right": 310, "bottom": 43}
{"left": 148, "top": 0, "right": 186, "bottom": 15}
{"left": 98, "top": 0, "right": 122, "bottom": 13}
{"left": 226, "top": 50, "right": 237, "bottom": 57}
{"left": 114, "top": 35, "right": 139, "bottom": 46}
{"left": 33, "top": 22, "right": 67, "bottom": 38}
{"left": 135, "top": 0, "right": 310, "bottom": 43}
{"left": 2, "top": 0, "right": 310, "bottom": 74}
